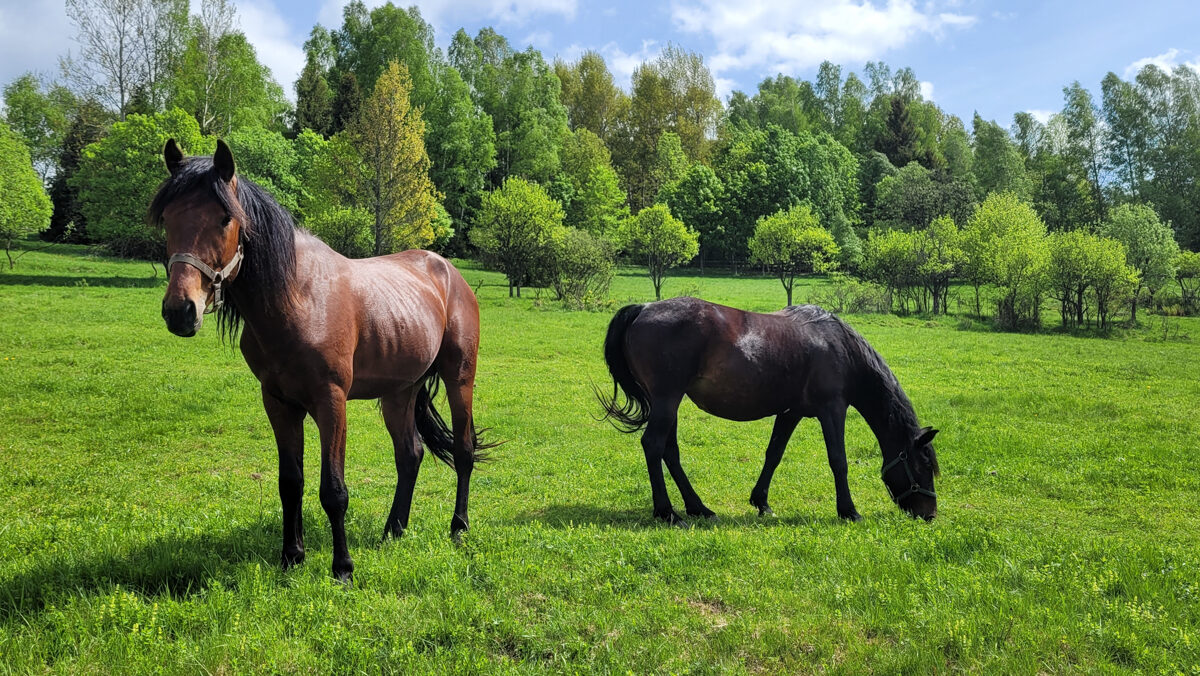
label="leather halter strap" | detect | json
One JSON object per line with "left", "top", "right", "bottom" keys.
{"left": 168, "top": 244, "right": 243, "bottom": 313}
{"left": 881, "top": 451, "right": 937, "bottom": 504}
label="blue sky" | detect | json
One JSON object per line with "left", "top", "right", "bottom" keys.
{"left": 4, "top": 0, "right": 1200, "bottom": 127}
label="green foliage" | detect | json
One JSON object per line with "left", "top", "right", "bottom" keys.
{"left": 657, "top": 163, "right": 725, "bottom": 265}
{"left": 1175, "top": 249, "right": 1200, "bottom": 314}
{"left": 652, "top": 131, "right": 689, "bottom": 189}
{"left": 1100, "top": 203, "right": 1179, "bottom": 297}
{"left": 873, "top": 161, "right": 975, "bottom": 230}
{"left": 293, "top": 54, "right": 333, "bottom": 136}
{"left": 555, "top": 50, "right": 627, "bottom": 142}
{"left": 72, "top": 108, "right": 213, "bottom": 258}
{"left": 548, "top": 227, "right": 615, "bottom": 309}
{"left": 559, "top": 129, "right": 627, "bottom": 237}
{"left": 748, "top": 204, "right": 839, "bottom": 305}
{"left": 963, "top": 192, "right": 1050, "bottom": 329}
{"left": 307, "top": 206, "right": 373, "bottom": 258}
{"left": 617, "top": 203, "right": 699, "bottom": 300}
{"left": 972, "top": 114, "right": 1031, "bottom": 201}
{"left": 1047, "top": 230, "right": 1139, "bottom": 330}
{"left": 471, "top": 176, "right": 565, "bottom": 296}
{"left": 224, "top": 127, "right": 301, "bottom": 217}
{"left": 342, "top": 61, "right": 440, "bottom": 254}
{"left": 170, "top": 31, "right": 289, "bottom": 135}
{"left": 2, "top": 73, "right": 75, "bottom": 182}
{"left": 862, "top": 228, "right": 921, "bottom": 313}
{"left": 0, "top": 122, "right": 52, "bottom": 266}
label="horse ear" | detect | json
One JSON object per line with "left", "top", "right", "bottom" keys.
{"left": 163, "top": 138, "right": 184, "bottom": 175}
{"left": 213, "top": 139, "right": 236, "bottom": 182}
{"left": 915, "top": 426, "right": 938, "bottom": 447}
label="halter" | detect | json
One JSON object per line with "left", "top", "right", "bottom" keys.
{"left": 168, "top": 244, "right": 244, "bottom": 313}
{"left": 881, "top": 451, "right": 936, "bottom": 503}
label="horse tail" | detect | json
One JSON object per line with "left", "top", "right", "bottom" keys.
{"left": 414, "top": 371, "right": 496, "bottom": 470}
{"left": 596, "top": 303, "right": 652, "bottom": 433}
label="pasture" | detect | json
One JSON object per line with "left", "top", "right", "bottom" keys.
{"left": 1, "top": 244, "right": 1199, "bottom": 673}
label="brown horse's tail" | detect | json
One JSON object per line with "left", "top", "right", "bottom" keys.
{"left": 414, "top": 372, "right": 495, "bottom": 470}
{"left": 596, "top": 304, "right": 651, "bottom": 433}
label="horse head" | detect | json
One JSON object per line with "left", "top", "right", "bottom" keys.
{"left": 155, "top": 138, "right": 245, "bottom": 337}
{"left": 881, "top": 426, "right": 939, "bottom": 521}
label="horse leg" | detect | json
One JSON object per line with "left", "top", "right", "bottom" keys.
{"left": 750, "top": 412, "right": 801, "bottom": 516}
{"left": 381, "top": 389, "right": 422, "bottom": 540}
{"left": 263, "top": 389, "right": 306, "bottom": 569}
{"left": 662, "top": 419, "right": 716, "bottom": 520}
{"left": 313, "top": 387, "right": 354, "bottom": 582}
{"left": 818, "top": 405, "right": 861, "bottom": 521}
{"left": 435, "top": 335, "right": 479, "bottom": 541}
{"left": 641, "top": 397, "right": 687, "bottom": 526}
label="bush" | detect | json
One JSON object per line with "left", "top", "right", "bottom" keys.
{"left": 807, "top": 273, "right": 890, "bottom": 314}
{"left": 0, "top": 122, "right": 51, "bottom": 267}
{"left": 73, "top": 108, "right": 213, "bottom": 259}
{"left": 308, "top": 206, "right": 373, "bottom": 258}
{"left": 549, "top": 228, "right": 614, "bottom": 310}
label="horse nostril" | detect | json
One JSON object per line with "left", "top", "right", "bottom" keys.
{"left": 184, "top": 299, "right": 196, "bottom": 322}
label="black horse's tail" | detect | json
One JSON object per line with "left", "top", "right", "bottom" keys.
{"left": 596, "top": 304, "right": 652, "bottom": 433}
{"left": 414, "top": 371, "right": 496, "bottom": 470}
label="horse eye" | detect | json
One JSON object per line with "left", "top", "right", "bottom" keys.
{"left": 221, "top": 216, "right": 232, "bottom": 227}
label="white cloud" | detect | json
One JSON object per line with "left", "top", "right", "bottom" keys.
{"left": 600, "top": 39, "right": 660, "bottom": 90}
{"left": 919, "top": 80, "right": 934, "bottom": 101}
{"left": 239, "top": 0, "right": 307, "bottom": 100}
{"left": 669, "top": 0, "right": 974, "bottom": 80}
{"left": 0, "top": 2, "right": 72, "bottom": 89}
{"left": 318, "top": 0, "right": 577, "bottom": 34}
{"left": 1027, "top": 109, "right": 1054, "bottom": 124}
{"left": 1124, "top": 48, "right": 1200, "bottom": 79}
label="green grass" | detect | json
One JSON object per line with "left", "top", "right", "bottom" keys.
{"left": 2, "top": 243, "right": 1199, "bottom": 673}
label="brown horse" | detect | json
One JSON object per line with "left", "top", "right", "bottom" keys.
{"left": 151, "top": 139, "right": 489, "bottom": 582}
{"left": 598, "top": 297, "right": 939, "bottom": 526}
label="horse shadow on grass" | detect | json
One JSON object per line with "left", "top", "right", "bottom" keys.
{"left": 508, "top": 502, "right": 849, "bottom": 531}
{"left": 0, "top": 521, "right": 279, "bottom": 622}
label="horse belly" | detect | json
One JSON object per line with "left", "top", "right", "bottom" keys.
{"left": 345, "top": 280, "right": 445, "bottom": 400}
{"left": 686, "top": 369, "right": 791, "bottom": 421}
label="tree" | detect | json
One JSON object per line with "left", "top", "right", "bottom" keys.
{"left": 294, "top": 53, "right": 333, "bottom": 136}
{"left": 555, "top": 50, "right": 627, "bottom": 142}
{"left": 862, "top": 228, "right": 922, "bottom": 313}
{"left": 658, "top": 163, "right": 724, "bottom": 269}
{"left": 913, "top": 215, "right": 964, "bottom": 314}
{"left": 748, "top": 204, "right": 839, "bottom": 305}
{"left": 972, "top": 114, "right": 1031, "bottom": 201}
{"left": 617, "top": 204, "right": 699, "bottom": 300}
{"left": 0, "top": 123, "right": 52, "bottom": 267}
{"left": 61, "top": 0, "right": 187, "bottom": 119}
{"left": 72, "top": 107, "right": 212, "bottom": 257}
{"left": 876, "top": 95, "right": 934, "bottom": 169}
{"left": 470, "top": 176, "right": 564, "bottom": 297}
{"left": 874, "top": 161, "right": 974, "bottom": 230}
{"left": 556, "top": 128, "right": 626, "bottom": 238}
{"left": 225, "top": 126, "right": 301, "bottom": 217}
{"left": 171, "top": 29, "right": 290, "bottom": 135}
{"left": 1090, "top": 237, "right": 1139, "bottom": 330}
{"left": 1174, "top": 250, "right": 1200, "bottom": 314}
{"left": 342, "top": 61, "right": 440, "bottom": 254}
{"left": 1100, "top": 203, "right": 1180, "bottom": 322}
{"left": 44, "top": 99, "right": 112, "bottom": 243}
{"left": 1061, "top": 82, "right": 1107, "bottom": 221}
{"left": 963, "top": 192, "right": 1050, "bottom": 329}
{"left": 2, "top": 74, "right": 76, "bottom": 182}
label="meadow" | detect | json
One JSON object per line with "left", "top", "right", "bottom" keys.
{"left": 1, "top": 243, "right": 1199, "bottom": 673}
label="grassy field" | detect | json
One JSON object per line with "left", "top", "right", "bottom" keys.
{"left": 2, "top": 243, "right": 1199, "bottom": 673}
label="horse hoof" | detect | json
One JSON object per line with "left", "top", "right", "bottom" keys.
{"left": 381, "top": 526, "right": 405, "bottom": 542}
{"left": 281, "top": 550, "right": 305, "bottom": 569}
{"left": 840, "top": 511, "right": 863, "bottom": 522}
{"left": 757, "top": 506, "right": 774, "bottom": 517}
{"left": 656, "top": 511, "right": 689, "bottom": 528}
{"left": 687, "top": 508, "right": 718, "bottom": 521}
{"left": 334, "top": 572, "right": 353, "bottom": 587}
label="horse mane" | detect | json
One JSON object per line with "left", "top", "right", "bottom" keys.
{"left": 783, "top": 305, "right": 938, "bottom": 473}
{"left": 148, "top": 156, "right": 297, "bottom": 344}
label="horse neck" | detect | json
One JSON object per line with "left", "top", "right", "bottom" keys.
{"left": 225, "top": 230, "right": 313, "bottom": 331}
{"left": 850, "top": 361, "right": 918, "bottom": 456}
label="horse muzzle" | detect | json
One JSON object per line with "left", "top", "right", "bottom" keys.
{"left": 162, "top": 297, "right": 202, "bottom": 337}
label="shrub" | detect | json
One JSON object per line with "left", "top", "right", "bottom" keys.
{"left": 549, "top": 227, "right": 614, "bottom": 310}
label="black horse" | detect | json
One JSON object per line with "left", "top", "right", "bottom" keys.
{"left": 598, "top": 297, "right": 939, "bottom": 525}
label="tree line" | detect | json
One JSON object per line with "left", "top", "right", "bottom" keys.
{"left": 2, "top": 0, "right": 1199, "bottom": 324}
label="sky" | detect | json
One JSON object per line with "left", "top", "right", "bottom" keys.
{"left": 3, "top": 0, "right": 1200, "bottom": 127}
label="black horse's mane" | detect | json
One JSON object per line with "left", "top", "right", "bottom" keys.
{"left": 148, "top": 156, "right": 297, "bottom": 343}
{"left": 783, "top": 304, "right": 937, "bottom": 471}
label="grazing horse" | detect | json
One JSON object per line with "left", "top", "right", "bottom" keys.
{"left": 151, "top": 139, "right": 490, "bottom": 582}
{"left": 598, "top": 297, "right": 939, "bottom": 525}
